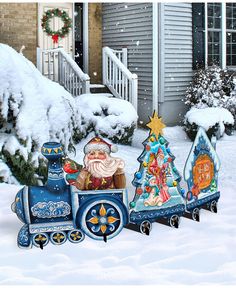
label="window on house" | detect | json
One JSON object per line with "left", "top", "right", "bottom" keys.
{"left": 192, "top": 3, "right": 236, "bottom": 69}
{"left": 226, "top": 3, "right": 236, "bottom": 66}
{"left": 207, "top": 3, "right": 221, "bottom": 66}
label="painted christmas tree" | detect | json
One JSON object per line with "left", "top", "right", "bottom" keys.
{"left": 130, "top": 111, "right": 185, "bottom": 211}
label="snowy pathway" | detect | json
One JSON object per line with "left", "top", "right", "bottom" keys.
{"left": 0, "top": 128, "right": 235, "bottom": 285}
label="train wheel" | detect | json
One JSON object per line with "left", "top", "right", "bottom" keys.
{"left": 68, "top": 229, "right": 85, "bottom": 243}
{"left": 210, "top": 200, "right": 217, "bottom": 213}
{"left": 50, "top": 231, "right": 67, "bottom": 245}
{"left": 169, "top": 215, "right": 180, "bottom": 228}
{"left": 78, "top": 199, "right": 126, "bottom": 241}
{"left": 192, "top": 208, "right": 200, "bottom": 222}
{"left": 32, "top": 233, "right": 49, "bottom": 249}
{"left": 139, "top": 220, "right": 152, "bottom": 235}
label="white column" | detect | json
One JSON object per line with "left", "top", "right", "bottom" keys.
{"left": 221, "top": 2, "right": 226, "bottom": 69}
{"left": 36, "top": 47, "right": 42, "bottom": 72}
{"left": 83, "top": 3, "right": 89, "bottom": 74}
{"left": 152, "top": 2, "right": 159, "bottom": 113}
{"left": 159, "top": 3, "right": 165, "bottom": 103}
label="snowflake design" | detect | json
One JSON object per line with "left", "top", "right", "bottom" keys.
{"left": 87, "top": 204, "right": 119, "bottom": 234}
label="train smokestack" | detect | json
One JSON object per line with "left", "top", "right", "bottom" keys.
{"left": 41, "top": 142, "right": 67, "bottom": 192}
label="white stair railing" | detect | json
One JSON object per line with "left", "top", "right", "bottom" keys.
{"left": 102, "top": 46, "right": 138, "bottom": 110}
{"left": 37, "top": 47, "right": 90, "bottom": 96}
{"left": 111, "top": 47, "right": 128, "bottom": 67}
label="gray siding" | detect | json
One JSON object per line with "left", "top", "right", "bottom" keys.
{"left": 161, "top": 3, "right": 193, "bottom": 102}
{"left": 102, "top": 3, "right": 193, "bottom": 125}
{"left": 102, "top": 3, "right": 153, "bottom": 122}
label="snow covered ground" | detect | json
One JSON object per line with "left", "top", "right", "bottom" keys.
{"left": 0, "top": 127, "right": 235, "bottom": 286}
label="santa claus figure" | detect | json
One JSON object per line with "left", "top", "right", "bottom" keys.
{"left": 64, "top": 137, "right": 126, "bottom": 190}
{"left": 144, "top": 148, "right": 171, "bottom": 207}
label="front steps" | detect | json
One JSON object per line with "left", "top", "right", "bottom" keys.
{"left": 90, "top": 84, "right": 110, "bottom": 94}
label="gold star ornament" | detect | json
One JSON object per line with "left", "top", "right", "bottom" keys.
{"left": 146, "top": 111, "right": 166, "bottom": 136}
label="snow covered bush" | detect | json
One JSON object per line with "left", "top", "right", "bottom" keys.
{"left": 184, "top": 107, "right": 234, "bottom": 141}
{"left": 185, "top": 66, "right": 232, "bottom": 108}
{"left": 0, "top": 159, "right": 18, "bottom": 184}
{"left": 185, "top": 65, "right": 235, "bottom": 108}
{"left": 226, "top": 77, "right": 236, "bottom": 125}
{"left": 75, "top": 94, "right": 138, "bottom": 144}
{"left": 0, "top": 44, "right": 81, "bottom": 185}
{"left": 184, "top": 65, "right": 236, "bottom": 138}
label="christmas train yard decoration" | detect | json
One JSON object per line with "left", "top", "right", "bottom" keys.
{"left": 11, "top": 112, "right": 221, "bottom": 249}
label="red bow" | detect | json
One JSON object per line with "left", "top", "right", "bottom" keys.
{"left": 52, "top": 34, "right": 59, "bottom": 44}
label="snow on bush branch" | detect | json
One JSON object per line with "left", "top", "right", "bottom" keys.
{"left": 75, "top": 94, "right": 138, "bottom": 145}
{"left": 184, "top": 65, "right": 236, "bottom": 140}
{"left": 0, "top": 45, "right": 138, "bottom": 184}
{"left": 185, "top": 65, "right": 235, "bottom": 109}
{"left": 0, "top": 44, "right": 80, "bottom": 184}
{"left": 184, "top": 107, "right": 234, "bottom": 139}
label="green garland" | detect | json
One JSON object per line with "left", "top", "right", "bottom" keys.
{"left": 41, "top": 8, "right": 72, "bottom": 41}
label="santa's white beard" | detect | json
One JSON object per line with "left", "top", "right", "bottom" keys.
{"left": 84, "top": 155, "right": 125, "bottom": 178}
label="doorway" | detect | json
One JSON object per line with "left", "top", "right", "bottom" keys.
{"left": 38, "top": 3, "right": 73, "bottom": 53}
{"left": 74, "top": 3, "right": 83, "bottom": 70}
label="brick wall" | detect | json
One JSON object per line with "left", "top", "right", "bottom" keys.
{"left": 88, "top": 3, "right": 102, "bottom": 84}
{"left": 0, "top": 3, "right": 37, "bottom": 64}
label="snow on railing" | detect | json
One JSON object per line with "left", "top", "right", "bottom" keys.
{"left": 102, "top": 46, "right": 138, "bottom": 110}
{"left": 37, "top": 47, "right": 90, "bottom": 96}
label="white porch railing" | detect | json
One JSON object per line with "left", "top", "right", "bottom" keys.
{"left": 37, "top": 47, "right": 90, "bottom": 96}
{"left": 111, "top": 47, "right": 128, "bottom": 67}
{"left": 102, "top": 46, "right": 138, "bottom": 110}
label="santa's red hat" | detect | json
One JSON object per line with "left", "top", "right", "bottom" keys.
{"left": 84, "top": 137, "right": 118, "bottom": 154}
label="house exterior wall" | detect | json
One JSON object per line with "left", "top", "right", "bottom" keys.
{"left": 102, "top": 2, "right": 193, "bottom": 125}
{"left": 158, "top": 3, "right": 192, "bottom": 125}
{"left": 88, "top": 3, "right": 102, "bottom": 84}
{"left": 0, "top": 3, "right": 37, "bottom": 64}
{"left": 102, "top": 3, "right": 153, "bottom": 123}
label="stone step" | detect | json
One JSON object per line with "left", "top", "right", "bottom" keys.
{"left": 90, "top": 84, "right": 110, "bottom": 94}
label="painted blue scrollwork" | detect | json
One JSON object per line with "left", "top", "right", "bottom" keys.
{"left": 17, "top": 224, "right": 32, "bottom": 248}
{"left": 31, "top": 201, "right": 71, "bottom": 218}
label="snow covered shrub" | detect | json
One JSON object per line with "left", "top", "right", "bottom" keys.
{"left": 0, "top": 44, "right": 81, "bottom": 185}
{"left": 184, "top": 65, "right": 236, "bottom": 138}
{"left": 184, "top": 107, "right": 234, "bottom": 141}
{"left": 185, "top": 65, "right": 234, "bottom": 108}
{"left": 0, "top": 159, "right": 18, "bottom": 184}
{"left": 75, "top": 94, "right": 138, "bottom": 144}
{"left": 226, "top": 77, "right": 236, "bottom": 126}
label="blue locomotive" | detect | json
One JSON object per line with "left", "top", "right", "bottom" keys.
{"left": 12, "top": 142, "right": 129, "bottom": 248}
{"left": 12, "top": 125, "right": 220, "bottom": 249}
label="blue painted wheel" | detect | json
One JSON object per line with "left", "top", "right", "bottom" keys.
{"left": 50, "top": 231, "right": 67, "bottom": 245}
{"left": 32, "top": 233, "right": 49, "bottom": 248}
{"left": 68, "top": 229, "right": 85, "bottom": 243}
{"left": 77, "top": 197, "right": 128, "bottom": 241}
